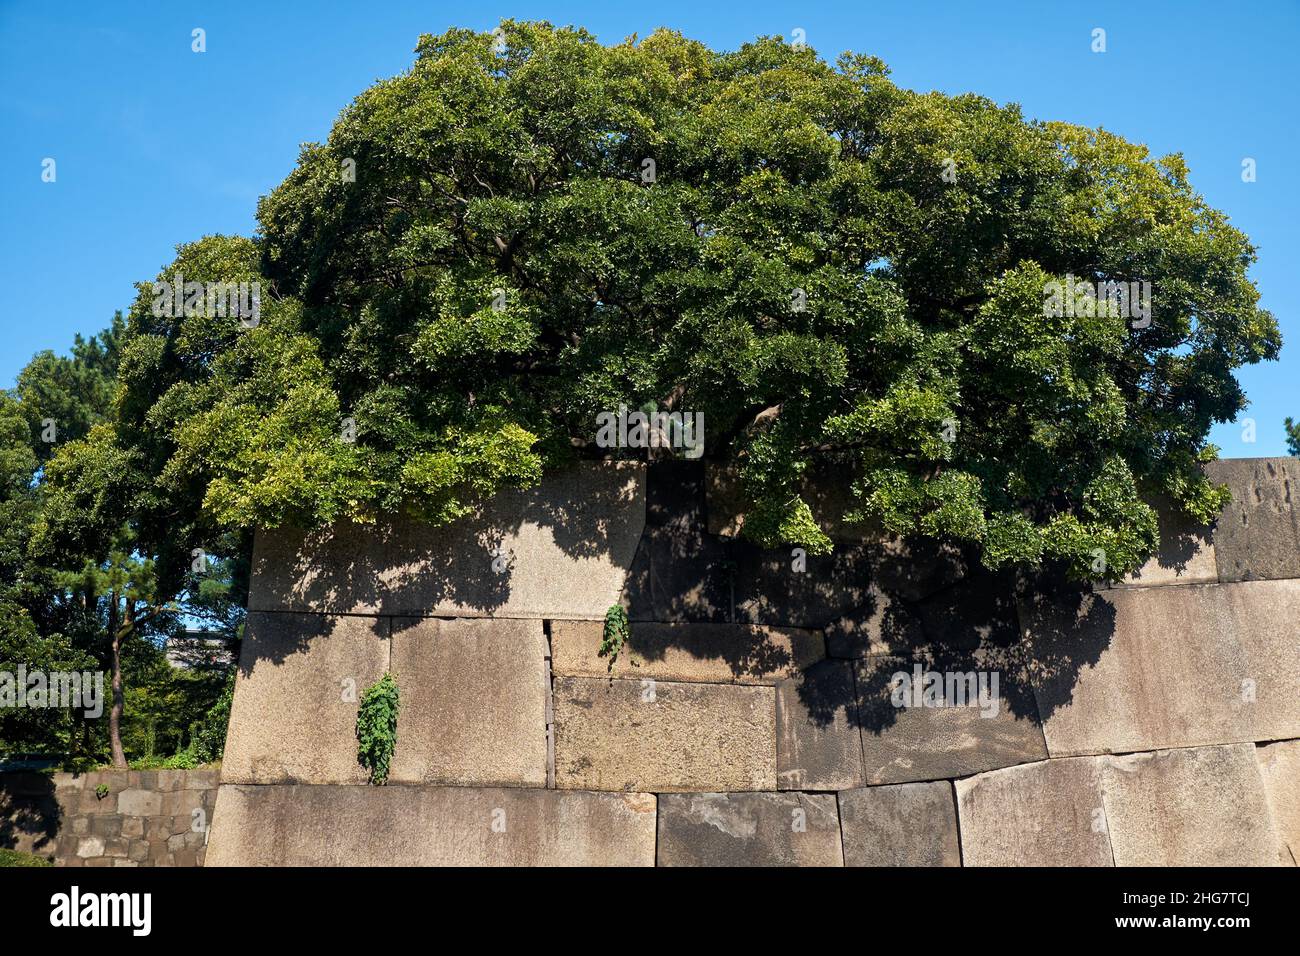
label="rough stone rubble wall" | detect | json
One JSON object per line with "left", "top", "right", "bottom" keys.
{"left": 207, "top": 457, "right": 1300, "bottom": 866}
{"left": 0, "top": 769, "right": 218, "bottom": 866}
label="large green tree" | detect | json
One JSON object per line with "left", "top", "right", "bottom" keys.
{"left": 68, "top": 22, "right": 1282, "bottom": 587}
{"left": 2, "top": 318, "right": 240, "bottom": 767}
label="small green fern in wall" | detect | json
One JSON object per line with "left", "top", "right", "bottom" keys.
{"left": 599, "top": 605, "right": 630, "bottom": 670}
{"left": 356, "top": 673, "right": 400, "bottom": 785}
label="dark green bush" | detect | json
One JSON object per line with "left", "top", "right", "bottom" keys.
{"left": 356, "top": 673, "right": 400, "bottom": 785}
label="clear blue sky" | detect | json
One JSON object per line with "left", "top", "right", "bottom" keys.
{"left": 1, "top": 0, "right": 1295, "bottom": 455}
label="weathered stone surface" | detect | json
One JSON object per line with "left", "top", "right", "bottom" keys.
{"left": 955, "top": 756, "right": 1113, "bottom": 866}
{"left": 645, "top": 459, "right": 708, "bottom": 532}
{"left": 866, "top": 536, "right": 969, "bottom": 602}
{"left": 1103, "top": 744, "right": 1282, "bottom": 866}
{"left": 1112, "top": 495, "right": 1217, "bottom": 589}
{"left": 387, "top": 462, "right": 645, "bottom": 618}
{"left": 623, "top": 524, "right": 733, "bottom": 623}
{"left": 1024, "top": 580, "right": 1300, "bottom": 756}
{"left": 1231, "top": 582, "right": 1300, "bottom": 745}
{"left": 550, "top": 620, "right": 824, "bottom": 684}
{"left": 775, "top": 660, "right": 865, "bottom": 790}
{"left": 825, "top": 585, "right": 923, "bottom": 659}
{"left": 388, "top": 618, "right": 547, "bottom": 787}
{"left": 222, "top": 613, "right": 389, "bottom": 785}
{"left": 248, "top": 519, "right": 388, "bottom": 615}
{"left": 553, "top": 676, "right": 776, "bottom": 792}
{"left": 656, "top": 792, "right": 842, "bottom": 867}
{"left": 206, "top": 784, "right": 657, "bottom": 866}
{"left": 1256, "top": 739, "right": 1300, "bottom": 866}
{"left": 854, "top": 655, "right": 1047, "bottom": 784}
{"left": 913, "top": 568, "right": 1020, "bottom": 652}
{"left": 115, "top": 788, "right": 161, "bottom": 817}
{"left": 733, "top": 540, "right": 874, "bottom": 629}
{"left": 838, "top": 781, "right": 960, "bottom": 867}
{"left": 250, "top": 462, "right": 645, "bottom": 618}
{"left": 1204, "top": 457, "right": 1300, "bottom": 582}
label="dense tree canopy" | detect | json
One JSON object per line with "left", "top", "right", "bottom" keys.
{"left": 56, "top": 21, "right": 1281, "bottom": 588}
{"left": 1, "top": 319, "right": 238, "bottom": 766}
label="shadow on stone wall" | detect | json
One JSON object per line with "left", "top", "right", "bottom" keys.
{"left": 242, "top": 463, "right": 645, "bottom": 666}
{"left": 0, "top": 772, "right": 62, "bottom": 857}
{"left": 236, "top": 458, "right": 1124, "bottom": 744}
{"left": 623, "top": 461, "right": 1119, "bottom": 737}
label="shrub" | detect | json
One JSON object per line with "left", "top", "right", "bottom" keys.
{"left": 0, "top": 848, "right": 52, "bottom": 867}
{"left": 356, "top": 673, "right": 400, "bottom": 785}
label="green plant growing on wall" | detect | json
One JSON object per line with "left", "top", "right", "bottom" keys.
{"left": 356, "top": 673, "right": 400, "bottom": 785}
{"left": 599, "top": 605, "right": 630, "bottom": 670}
{"left": 94, "top": 783, "right": 109, "bottom": 800}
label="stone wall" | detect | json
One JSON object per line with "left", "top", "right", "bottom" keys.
{"left": 208, "top": 457, "right": 1300, "bottom": 866}
{"left": 1, "top": 769, "right": 218, "bottom": 866}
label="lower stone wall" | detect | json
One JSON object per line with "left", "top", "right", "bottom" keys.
{"left": 206, "top": 457, "right": 1300, "bottom": 866}
{"left": 0, "top": 769, "right": 218, "bottom": 866}
{"left": 207, "top": 739, "right": 1297, "bottom": 866}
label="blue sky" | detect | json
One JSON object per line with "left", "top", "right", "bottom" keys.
{"left": 1, "top": 0, "right": 1295, "bottom": 455}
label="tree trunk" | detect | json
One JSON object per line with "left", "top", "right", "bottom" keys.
{"left": 107, "top": 593, "right": 127, "bottom": 769}
{"left": 108, "top": 630, "right": 127, "bottom": 769}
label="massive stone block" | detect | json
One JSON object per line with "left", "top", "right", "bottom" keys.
{"left": 1204, "top": 457, "right": 1300, "bottom": 582}
{"left": 550, "top": 620, "right": 824, "bottom": 684}
{"left": 854, "top": 655, "right": 1048, "bottom": 784}
{"left": 838, "top": 781, "right": 960, "bottom": 867}
{"left": 206, "top": 784, "right": 657, "bottom": 866}
{"left": 656, "top": 792, "right": 843, "bottom": 866}
{"left": 552, "top": 676, "right": 776, "bottom": 792}
{"left": 1024, "top": 580, "right": 1300, "bottom": 756}
{"left": 222, "top": 613, "right": 390, "bottom": 785}
{"left": 912, "top": 568, "right": 1021, "bottom": 652}
{"left": 1256, "top": 739, "right": 1300, "bottom": 866}
{"left": 775, "top": 660, "right": 865, "bottom": 791}
{"left": 249, "top": 462, "right": 645, "bottom": 618}
{"left": 1103, "top": 744, "right": 1282, "bottom": 867}
{"left": 824, "top": 585, "right": 924, "bottom": 659}
{"left": 248, "top": 521, "right": 388, "bottom": 615}
{"left": 732, "top": 540, "right": 876, "bottom": 629}
{"left": 388, "top": 618, "right": 547, "bottom": 787}
{"left": 623, "top": 525, "right": 734, "bottom": 623}
{"left": 955, "top": 756, "right": 1114, "bottom": 867}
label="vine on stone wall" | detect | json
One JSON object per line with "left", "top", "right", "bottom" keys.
{"left": 356, "top": 673, "right": 400, "bottom": 785}
{"left": 599, "top": 605, "right": 630, "bottom": 671}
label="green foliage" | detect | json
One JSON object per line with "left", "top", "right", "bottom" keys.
{"left": 599, "top": 605, "right": 630, "bottom": 669}
{"left": 1286, "top": 418, "right": 1299, "bottom": 457}
{"left": 87, "top": 21, "right": 1276, "bottom": 584}
{"left": 190, "top": 672, "right": 235, "bottom": 763}
{"left": 0, "top": 848, "right": 52, "bottom": 867}
{"left": 356, "top": 673, "right": 400, "bottom": 785}
{"left": 95, "top": 783, "right": 109, "bottom": 799}
{"left": 1, "top": 310, "right": 242, "bottom": 765}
